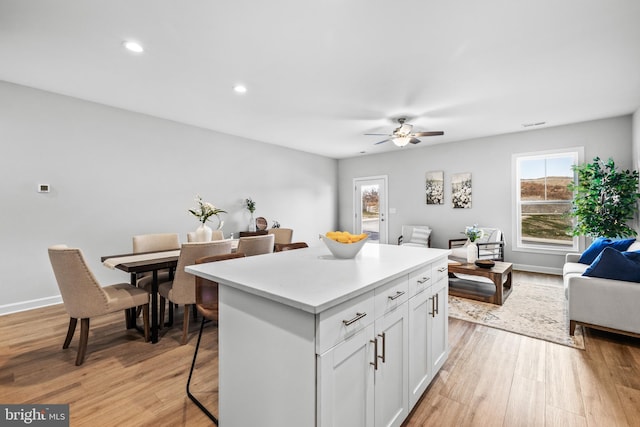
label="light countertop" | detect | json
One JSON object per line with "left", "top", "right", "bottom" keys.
{"left": 186, "top": 243, "right": 450, "bottom": 314}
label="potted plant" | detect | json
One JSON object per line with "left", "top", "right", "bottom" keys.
{"left": 569, "top": 157, "right": 640, "bottom": 238}
{"left": 245, "top": 197, "right": 257, "bottom": 232}
{"left": 189, "top": 195, "right": 226, "bottom": 241}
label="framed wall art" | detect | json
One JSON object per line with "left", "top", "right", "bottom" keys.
{"left": 452, "top": 172, "right": 472, "bottom": 208}
{"left": 425, "top": 171, "right": 444, "bottom": 205}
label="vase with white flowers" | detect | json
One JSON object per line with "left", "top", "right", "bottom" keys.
{"left": 245, "top": 197, "right": 257, "bottom": 232}
{"left": 189, "top": 195, "right": 226, "bottom": 242}
{"left": 462, "top": 224, "right": 484, "bottom": 263}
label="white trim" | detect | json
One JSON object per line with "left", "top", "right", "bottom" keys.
{"left": 0, "top": 295, "right": 62, "bottom": 316}
{"left": 512, "top": 263, "right": 562, "bottom": 276}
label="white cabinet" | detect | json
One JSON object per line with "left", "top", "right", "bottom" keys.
{"left": 318, "top": 324, "right": 375, "bottom": 427}
{"left": 408, "top": 260, "right": 449, "bottom": 410}
{"left": 374, "top": 303, "right": 408, "bottom": 427}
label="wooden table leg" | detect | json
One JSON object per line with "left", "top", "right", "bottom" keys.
{"left": 151, "top": 270, "right": 158, "bottom": 343}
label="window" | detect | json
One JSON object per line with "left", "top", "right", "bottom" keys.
{"left": 513, "top": 148, "right": 583, "bottom": 253}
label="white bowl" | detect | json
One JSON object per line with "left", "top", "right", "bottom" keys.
{"left": 319, "top": 234, "right": 368, "bottom": 259}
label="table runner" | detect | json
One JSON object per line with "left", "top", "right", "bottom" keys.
{"left": 102, "top": 250, "right": 181, "bottom": 269}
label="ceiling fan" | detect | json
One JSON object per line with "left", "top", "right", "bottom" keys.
{"left": 365, "top": 118, "right": 444, "bottom": 147}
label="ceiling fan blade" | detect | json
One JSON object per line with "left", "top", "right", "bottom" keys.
{"left": 409, "top": 138, "right": 421, "bottom": 144}
{"left": 364, "top": 133, "right": 391, "bottom": 136}
{"left": 413, "top": 131, "right": 444, "bottom": 137}
{"left": 374, "top": 139, "right": 390, "bottom": 145}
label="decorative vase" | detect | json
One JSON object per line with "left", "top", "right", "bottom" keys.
{"left": 467, "top": 242, "right": 478, "bottom": 263}
{"left": 195, "top": 223, "right": 213, "bottom": 242}
{"left": 248, "top": 213, "right": 256, "bottom": 232}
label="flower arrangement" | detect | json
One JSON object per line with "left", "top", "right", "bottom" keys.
{"left": 245, "top": 197, "right": 256, "bottom": 214}
{"left": 189, "top": 195, "right": 226, "bottom": 224}
{"left": 463, "top": 224, "right": 483, "bottom": 242}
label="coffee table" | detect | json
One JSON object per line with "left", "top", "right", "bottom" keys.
{"left": 448, "top": 261, "right": 513, "bottom": 305}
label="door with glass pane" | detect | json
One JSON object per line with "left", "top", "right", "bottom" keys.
{"left": 354, "top": 176, "right": 388, "bottom": 244}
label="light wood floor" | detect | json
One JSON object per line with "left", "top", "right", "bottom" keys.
{"left": 1, "top": 272, "right": 640, "bottom": 426}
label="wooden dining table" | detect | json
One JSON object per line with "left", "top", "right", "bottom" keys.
{"left": 101, "top": 250, "right": 180, "bottom": 344}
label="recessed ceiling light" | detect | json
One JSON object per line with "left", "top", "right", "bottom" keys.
{"left": 233, "top": 85, "right": 247, "bottom": 94}
{"left": 123, "top": 41, "right": 144, "bottom": 53}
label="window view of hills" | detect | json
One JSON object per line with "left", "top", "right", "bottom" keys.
{"left": 520, "top": 176, "right": 574, "bottom": 245}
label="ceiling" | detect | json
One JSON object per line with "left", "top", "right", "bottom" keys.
{"left": 1, "top": 1, "right": 639, "bottom": 159}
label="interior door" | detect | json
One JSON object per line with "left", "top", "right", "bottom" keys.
{"left": 354, "top": 176, "right": 388, "bottom": 244}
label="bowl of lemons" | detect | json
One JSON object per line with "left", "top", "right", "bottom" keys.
{"left": 320, "top": 231, "right": 369, "bottom": 259}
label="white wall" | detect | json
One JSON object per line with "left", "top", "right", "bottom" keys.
{"left": 338, "top": 116, "right": 633, "bottom": 274}
{"left": 0, "top": 81, "right": 338, "bottom": 314}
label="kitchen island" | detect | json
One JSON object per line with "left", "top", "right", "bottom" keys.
{"left": 186, "top": 243, "right": 450, "bottom": 427}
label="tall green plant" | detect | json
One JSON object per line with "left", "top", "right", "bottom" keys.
{"left": 569, "top": 157, "right": 640, "bottom": 238}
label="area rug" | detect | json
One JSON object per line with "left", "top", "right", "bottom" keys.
{"left": 448, "top": 280, "right": 585, "bottom": 349}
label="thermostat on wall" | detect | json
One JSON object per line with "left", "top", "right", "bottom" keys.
{"left": 37, "top": 184, "right": 50, "bottom": 193}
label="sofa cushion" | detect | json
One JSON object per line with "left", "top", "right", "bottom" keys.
{"left": 578, "top": 237, "right": 636, "bottom": 264}
{"left": 564, "top": 262, "right": 588, "bottom": 276}
{"left": 582, "top": 247, "right": 640, "bottom": 282}
{"left": 627, "top": 240, "right": 640, "bottom": 252}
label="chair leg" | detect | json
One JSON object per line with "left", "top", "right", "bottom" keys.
{"left": 159, "top": 296, "right": 166, "bottom": 330}
{"left": 76, "top": 318, "right": 90, "bottom": 366}
{"left": 63, "top": 318, "right": 77, "bottom": 349}
{"left": 142, "top": 304, "right": 150, "bottom": 342}
{"left": 186, "top": 317, "right": 218, "bottom": 425}
{"left": 181, "top": 305, "right": 190, "bottom": 345}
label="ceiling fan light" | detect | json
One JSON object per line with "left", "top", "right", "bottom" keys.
{"left": 392, "top": 136, "right": 411, "bottom": 147}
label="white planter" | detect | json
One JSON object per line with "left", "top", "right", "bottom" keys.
{"left": 466, "top": 242, "right": 478, "bottom": 263}
{"left": 195, "top": 223, "right": 213, "bottom": 242}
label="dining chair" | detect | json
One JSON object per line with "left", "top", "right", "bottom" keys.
{"left": 187, "top": 251, "right": 246, "bottom": 424}
{"left": 236, "top": 234, "right": 275, "bottom": 257}
{"left": 274, "top": 242, "right": 308, "bottom": 252}
{"left": 133, "top": 233, "right": 181, "bottom": 285}
{"left": 268, "top": 228, "right": 293, "bottom": 245}
{"left": 48, "top": 245, "right": 150, "bottom": 366}
{"left": 158, "top": 240, "right": 233, "bottom": 344}
{"left": 186, "top": 230, "right": 224, "bottom": 242}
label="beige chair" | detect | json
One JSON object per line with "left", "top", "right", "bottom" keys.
{"left": 186, "top": 230, "right": 225, "bottom": 242}
{"left": 236, "top": 234, "right": 275, "bottom": 257}
{"left": 187, "top": 252, "right": 247, "bottom": 424}
{"left": 158, "top": 240, "right": 233, "bottom": 344}
{"left": 268, "top": 228, "right": 293, "bottom": 245}
{"left": 48, "top": 245, "right": 150, "bottom": 365}
{"left": 275, "top": 242, "right": 308, "bottom": 252}
{"left": 133, "top": 233, "right": 181, "bottom": 285}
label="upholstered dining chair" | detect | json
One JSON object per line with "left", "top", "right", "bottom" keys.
{"left": 268, "top": 228, "right": 293, "bottom": 245}
{"left": 274, "top": 242, "right": 308, "bottom": 252}
{"left": 133, "top": 233, "right": 181, "bottom": 284}
{"left": 48, "top": 245, "right": 150, "bottom": 366}
{"left": 236, "top": 234, "right": 275, "bottom": 257}
{"left": 186, "top": 230, "right": 225, "bottom": 242}
{"left": 158, "top": 240, "right": 233, "bottom": 344}
{"left": 187, "top": 252, "right": 246, "bottom": 424}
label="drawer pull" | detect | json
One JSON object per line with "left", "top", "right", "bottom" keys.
{"left": 388, "top": 291, "right": 405, "bottom": 301}
{"left": 343, "top": 312, "right": 367, "bottom": 326}
{"left": 438, "top": 266, "right": 448, "bottom": 273}
{"left": 417, "top": 277, "right": 430, "bottom": 284}
{"left": 378, "top": 332, "right": 386, "bottom": 363}
{"left": 370, "top": 338, "right": 378, "bottom": 370}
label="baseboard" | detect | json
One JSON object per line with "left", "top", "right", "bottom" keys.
{"left": 0, "top": 295, "right": 62, "bottom": 316}
{"left": 513, "top": 263, "right": 562, "bottom": 276}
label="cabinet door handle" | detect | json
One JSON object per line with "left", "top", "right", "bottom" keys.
{"left": 388, "top": 290, "right": 405, "bottom": 301}
{"left": 417, "top": 277, "right": 430, "bottom": 284}
{"left": 343, "top": 312, "right": 366, "bottom": 326}
{"left": 378, "top": 332, "right": 386, "bottom": 363}
{"left": 370, "top": 338, "right": 378, "bottom": 370}
{"left": 430, "top": 296, "right": 436, "bottom": 318}
{"left": 435, "top": 293, "right": 439, "bottom": 315}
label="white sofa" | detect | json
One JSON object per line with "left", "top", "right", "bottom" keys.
{"left": 564, "top": 240, "right": 640, "bottom": 338}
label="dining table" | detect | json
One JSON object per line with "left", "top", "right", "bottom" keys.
{"left": 101, "top": 250, "right": 180, "bottom": 343}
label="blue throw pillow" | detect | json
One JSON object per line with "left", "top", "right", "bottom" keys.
{"left": 582, "top": 247, "right": 640, "bottom": 282}
{"left": 578, "top": 237, "right": 636, "bottom": 264}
